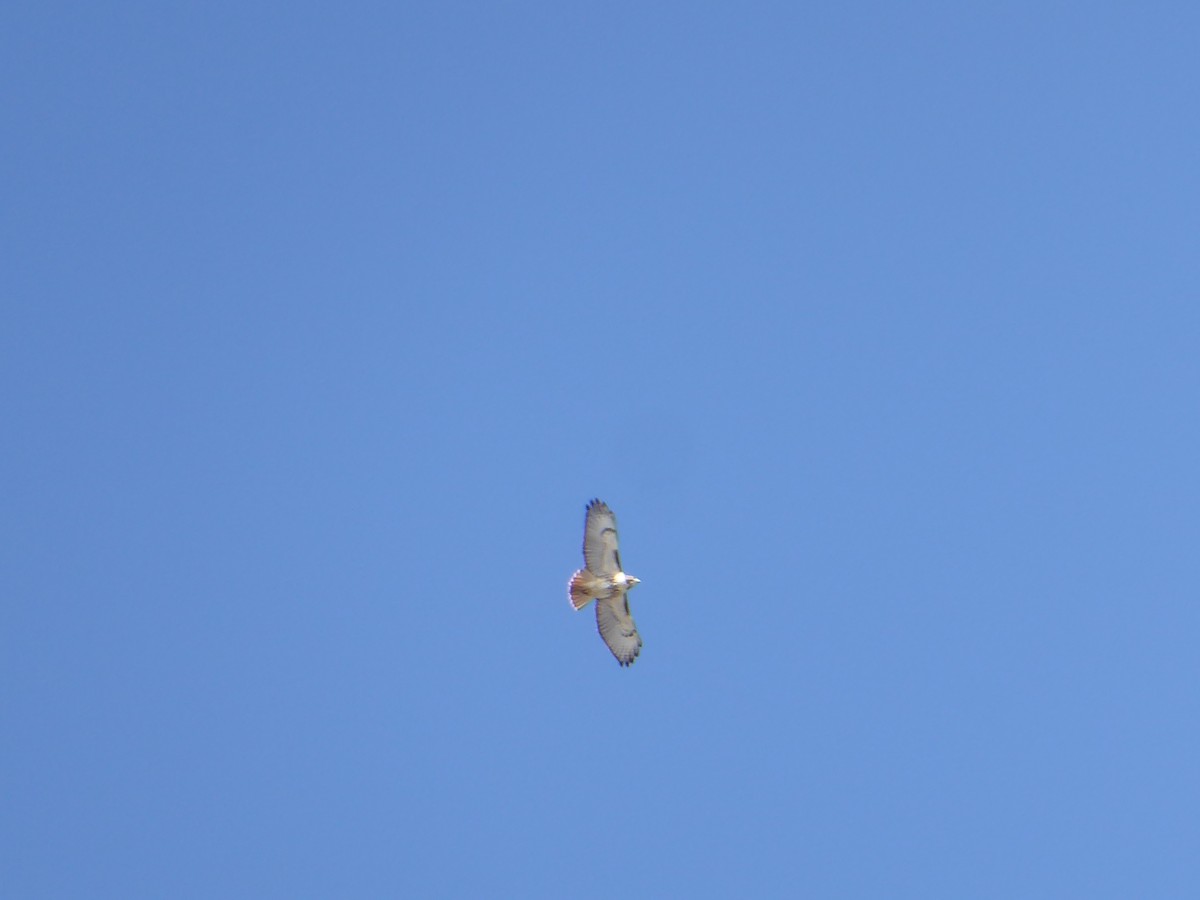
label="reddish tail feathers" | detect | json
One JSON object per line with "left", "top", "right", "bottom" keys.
{"left": 568, "top": 569, "right": 597, "bottom": 610}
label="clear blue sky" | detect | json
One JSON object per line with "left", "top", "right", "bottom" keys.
{"left": 4, "top": 2, "right": 1198, "bottom": 896}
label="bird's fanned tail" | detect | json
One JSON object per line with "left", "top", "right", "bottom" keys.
{"left": 568, "top": 569, "right": 596, "bottom": 610}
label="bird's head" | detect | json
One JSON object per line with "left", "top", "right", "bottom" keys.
{"left": 626, "top": 575, "right": 641, "bottom": 589}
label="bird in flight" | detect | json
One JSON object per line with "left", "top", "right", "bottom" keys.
{"left": 568, "top": 499, "right": 642, "bottom": 666}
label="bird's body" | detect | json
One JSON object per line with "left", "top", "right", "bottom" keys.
{"left": 568, "top": 499, "right": 642, "bottom": 666}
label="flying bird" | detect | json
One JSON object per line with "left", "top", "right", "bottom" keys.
{"left": 568, "top": 499, "right": 643, "bottom": 666}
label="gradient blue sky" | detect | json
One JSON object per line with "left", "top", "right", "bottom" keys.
{"left": 4, "top": 2, "right": 1199, "bottom": 897}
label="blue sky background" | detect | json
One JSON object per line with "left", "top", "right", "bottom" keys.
{"left": 4, "top": 2, "right": 1199, "bottom": 896}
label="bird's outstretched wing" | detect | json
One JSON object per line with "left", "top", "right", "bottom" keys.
{"left": 596, "top": 594, "right": 642, "bottom": 666}
{"left": 582, "top": 498, "right": 622, "bottom": 575}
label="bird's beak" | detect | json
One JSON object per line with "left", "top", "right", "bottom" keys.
{"left": 630, "top": 577, "right": 641, "bottom": 585}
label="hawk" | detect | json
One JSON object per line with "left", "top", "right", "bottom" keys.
{"left": 568, "top": 499, "right": 643, "bottom": 666}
